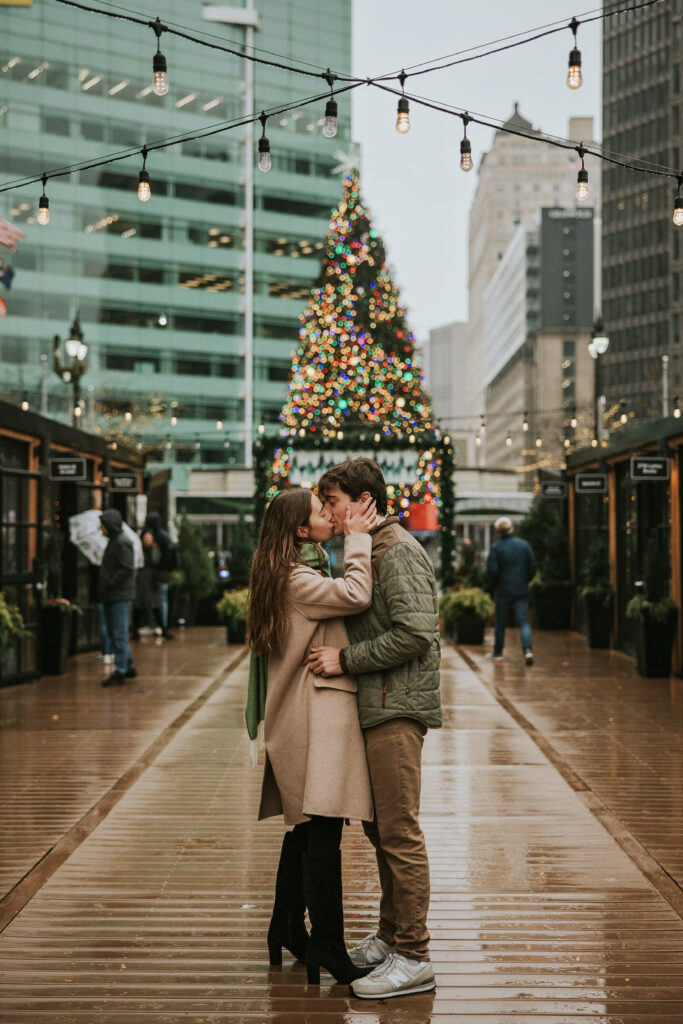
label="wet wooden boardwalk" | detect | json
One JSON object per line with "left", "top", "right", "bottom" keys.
{"left": 1, "top": 627, "right": 683, "bottom": 1021}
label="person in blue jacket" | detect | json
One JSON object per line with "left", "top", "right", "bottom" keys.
{"left": 486, "top": 516, "right": 537, "bottom": 665}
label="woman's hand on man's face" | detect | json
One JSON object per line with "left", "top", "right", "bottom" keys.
{"left": 343, "top": 497, "right": 377, "bottom": 536}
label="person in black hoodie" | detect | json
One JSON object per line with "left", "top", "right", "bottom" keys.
{"left": 100, "top": 508, "right": 137, "bottom": 686}
{"left": 144, "top": 511, "right": 176, "bottom": 638}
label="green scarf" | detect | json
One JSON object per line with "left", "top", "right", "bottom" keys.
{"left": 245, "top": 542, "right": 331, "bottom": 763}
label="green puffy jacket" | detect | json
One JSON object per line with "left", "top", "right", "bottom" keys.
{"left": 340, "top": 517, "right": 442, "bottom": 731}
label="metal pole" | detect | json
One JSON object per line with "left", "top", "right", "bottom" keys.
{"left": 662, "top": 354, "right": 670, "bottom": 418}
{"left": 73, "top": 375, "right": 80, "bottom": 429}
{"left": 594, "top": 353, "right": 600, "bottom": 442}
{"left": 243, "top": 1, "right": 255, "bottom": 469}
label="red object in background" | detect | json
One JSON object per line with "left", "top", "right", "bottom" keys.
{"left": 405, "top": 500, "right": 438, "bottom": 532}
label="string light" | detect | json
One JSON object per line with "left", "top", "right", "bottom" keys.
{"left": 566, "top": 17, "right": 582, "bottom": 90}
{"left": 674, "top": 177, "right": 683, "bottom": 227}
{"left": 460, "top": 113, "right": 473, "bottom": 172}
{"left": 322, "top": 70, "right": 338, "bottom": 138}
{"left": 37, "top": 174, "right": 49, "bottom": 226}
{"left": 152, "top": 18, "right": 169, "bottom": 96}
{"left": 396, "top": 71, "right": 410, "bottom": 134}
{"left": 137, "top": 147, "right": 151, "bottom": 201}
{"left": 673, "top": 396, "right": 681, "bottom": 419}
{"left": 576, "top": 145, "right": 589, "bottom": 201}
{"left": 258, "top": 112, "right": 271, "bottom": 172}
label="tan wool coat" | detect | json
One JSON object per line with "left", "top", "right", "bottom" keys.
{"left": 258, "top": 534, "right": 374, "bottom": 826}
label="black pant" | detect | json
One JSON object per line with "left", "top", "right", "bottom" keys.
{"left": 293, "top": 816, "right": 343, "bottom": 858}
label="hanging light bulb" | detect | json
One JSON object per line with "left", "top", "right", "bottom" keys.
{"left": 570, "top": 405, "right": 577, "bottom": 429}
{"left": 673, "top": 396, "right": 681, "bottom": 419}
{"left": 171, "top": 414, "right": 177, "bottom": 426}
{"left": 674, "top": 178, "right": 683, "bottom": 226}
{"left": 21, "top": 393, "right": 29, "bottom": 412}
{"left": 535, "top": 436, "right": 542, "bottom": 448}
{"left": 37, "top": 174, "right": 50, "bottom": 226}
{"left": 396, "top": 71, "right": 410, "bottom": 134}
{"left": 258, "top": 112, "right": 271, "bottom": 172}
{"left": 479, "top": 415, "right": 486, "bottom": 434}
{"left": 564, "top": 437, "right": 571, "bottom": 449}
{"left": 505, "top": 434, "right": 512, "bottom": 447}
{"left": 620, "top": 402, "right": 628, "bottom": 425}
{"left": 137, "top": 148, "right": 151, "bottom": 202}
{"left": 460, "top": 114, "right": 473, "bottom": 172}
{"left": 567, "top": 17, "right": 582, "bottom": 89}
{"left": 152, "top": 18, "right": 169, "bottom": 96}
{"left": 475, "top": 434, "right": 481, "bottom": 447}
{"left": 216, "top": 418, "right": 223, "bottom": 430}
{"left": 322, "top": 70, "right": 338, "bottom": 138}
{"left": 576, "top": 146, "right": 588, "bottom": 201}
{"left": 124, "top": 411, "right": 132, "bottom": 423}
{"left": 522, "top": 412, "right": 529, "bottom": 432}
{"left": 591, "top": 437, "right": 598, "bottom": 448}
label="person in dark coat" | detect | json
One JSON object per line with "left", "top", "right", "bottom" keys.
{"left": 144, "top": 512, "right": 175, "bottom": 638}
{"left": 486, "top": 516, "right": 537, "bottom": 665}
{"left": 133, "top": 530, "right": 163, "bottom": 638}
{"left": 99, "top": 508, "right": 137, "bottom": 686}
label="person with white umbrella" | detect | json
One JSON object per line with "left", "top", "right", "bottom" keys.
{"left": 99, "top": 509, "right": 137, "bottom": 687}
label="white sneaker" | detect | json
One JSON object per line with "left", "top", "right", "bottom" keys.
{"left": 347, "top": 933, "right": 395, "bottom": 966}
{"left": 487, "top": 653, "right": 504, "bottom": 662}
{"left": 350, "top": 952, "right": 435, "bottom": 999}
{"left": 103, "top": 654, "right": 115, "bottom": 664}
{"left": 137, "top": 626, "right": 155, "bottom": 637}
{"left": 524, "top": 650, "right": 534, "bottom": 665}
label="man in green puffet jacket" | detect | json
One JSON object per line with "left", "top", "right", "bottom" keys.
{"left": 305, "top": 457, "right": 441, "bottom": 1001}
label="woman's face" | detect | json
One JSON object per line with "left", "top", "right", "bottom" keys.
{"left": 304, "top": 493, "right": 334, "bottom": 542}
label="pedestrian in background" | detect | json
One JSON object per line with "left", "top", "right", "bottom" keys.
{"left": 133, "top": 530, "right": 163, "bottom": 639}
{"left": 486, "top": 516, "right": 537, "bottom": 665}
{"left": 144, "top": 512, "right": 176, "bottom": 639}
{"left": 99, "top": 508, "right": 137, "bottom": 687}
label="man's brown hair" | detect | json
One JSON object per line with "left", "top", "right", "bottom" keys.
{"left": 318, "top": 457, "right": 388, "bottom": 515}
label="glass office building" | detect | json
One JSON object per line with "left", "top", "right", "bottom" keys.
{"left": 0, "top": 0, "right": 352, "bottom": 469}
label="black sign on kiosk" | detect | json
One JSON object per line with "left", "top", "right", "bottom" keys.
{"left": 49, "top": 457, "right": 87, "bottom": 481}
{"left": 575, "top": 472, "right": 608, "bottom": 494}
{"left": 630, "top": 456, "right": 670, "bottom": 481}
{"left": 109, "top": 470, "right": 139, "bottom": 492}
{"left": 541, "top": 481, "right": 567, "bottom": 499}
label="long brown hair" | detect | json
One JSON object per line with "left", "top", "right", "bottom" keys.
{"left": 247, "top": 488, "right": 314, "bottom": 655}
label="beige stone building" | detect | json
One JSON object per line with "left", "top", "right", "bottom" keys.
{"left": 467, "top": 107, "right": 598, "bottom": 444}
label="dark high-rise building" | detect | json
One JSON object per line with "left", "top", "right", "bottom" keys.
{"left": 601, "top": 2, "right": 682, "bottom": 419}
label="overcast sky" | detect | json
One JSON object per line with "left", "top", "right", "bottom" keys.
{"left": 351, "top": 0, "right": 602, "bottom": 340}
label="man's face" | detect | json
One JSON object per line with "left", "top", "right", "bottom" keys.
{"left": 322, "top": 484, "right": 364, "bottom": 536}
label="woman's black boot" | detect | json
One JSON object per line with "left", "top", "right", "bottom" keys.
{"left": 302, "top": 850, "right": 373, "bottom": 985}
{"left": 267, "top": 830, "right": 309, "bottom": 964}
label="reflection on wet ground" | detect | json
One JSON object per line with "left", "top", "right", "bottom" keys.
{"left": 1, "top": 628, "right": 683, "bottom": 1021}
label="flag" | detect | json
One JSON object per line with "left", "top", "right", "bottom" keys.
{"left": 0, "top": 297, "right": 7, "bottom": 317}
{"left": 0, "top": 260, "right": 14, "bottom": 289}
{"left": 0, "top": 218, "right": 26, "bottom": 253}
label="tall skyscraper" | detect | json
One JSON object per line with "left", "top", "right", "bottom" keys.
{"left": 467, "top": 108, "right": 596, "bottom": 450}
{"left": 0, "top": 0, "right": 351, "bottom": 471}
{"left": 602, "top": 2, "right": 681, "bottom": 419}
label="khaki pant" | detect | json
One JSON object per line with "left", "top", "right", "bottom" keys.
{"left": 362, "top": 717, "right": 430, "bottom": 961}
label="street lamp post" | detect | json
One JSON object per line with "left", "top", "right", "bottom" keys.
{"left": 53, "top": 313, "right": 88, "bottom": 428}
{"left": 588, "top": 319, "right": 609, "bottom": 443}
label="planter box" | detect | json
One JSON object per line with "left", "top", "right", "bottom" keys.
{"left": 40, "top": 607, "right": 72, "bottom": 675}
{"left": 453, "top": 610, "right": 486, "bottom": 645}
{"left": 635, "top": 609, "right": 678, "bottom": 678}
{"left": 532, "top": 584, "right": 571, "bottom": 630}
{"left": 585, "top": 594, "right": 613, "bottom": 649}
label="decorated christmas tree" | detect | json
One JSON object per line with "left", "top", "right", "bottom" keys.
{"left": 270, "top": 169, "right": 445, "bottom": 523}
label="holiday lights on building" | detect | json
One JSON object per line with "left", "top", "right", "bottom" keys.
{"left": 272, "top": 169, "right": 441, "bottom": 518}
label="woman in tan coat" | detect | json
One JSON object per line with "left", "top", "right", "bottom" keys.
{"left": 247, "top": 487, "right": 376, "bottom": 986}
